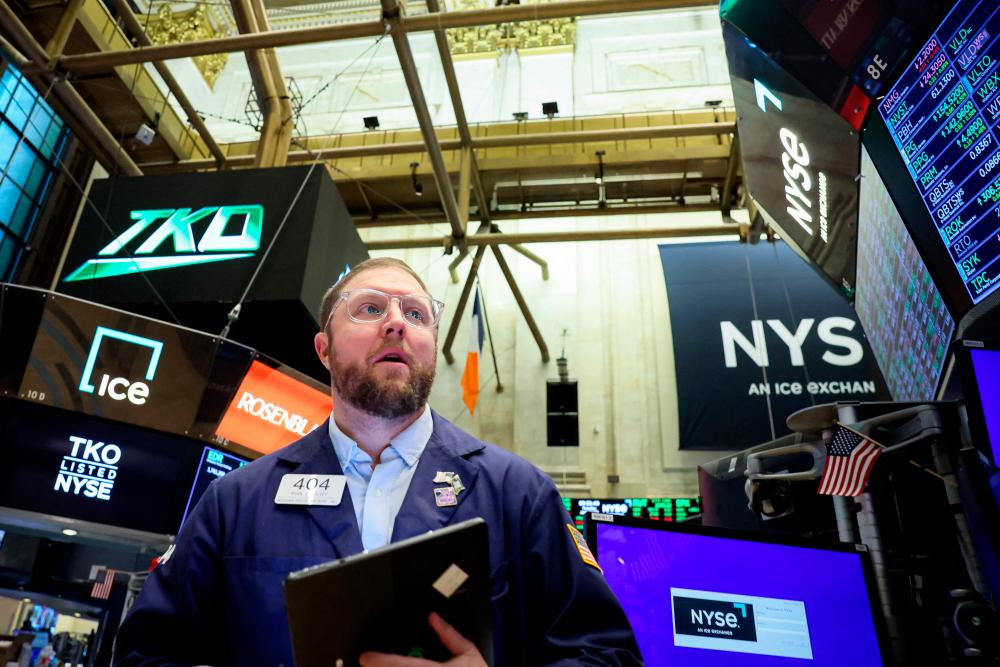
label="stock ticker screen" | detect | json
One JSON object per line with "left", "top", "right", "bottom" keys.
{"left": 877, "top": 0, "right": 1000, "bottom": 306}
{"left": 179, "top": 446, "right": 248, "bottom": 528}
{"left": 563, "top": 497, "right": 701, "bottom": 531}
{"left": 857, "top": 146, "right": 955, "bottom": 400}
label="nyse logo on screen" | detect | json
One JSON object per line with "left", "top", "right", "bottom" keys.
{"left": 54, "top": 435, "right": 121, "bottom": 501}
{"left": 62, "top": 204, "right": 263, "bottom": 282}
{"left": 721, "top": 316, "right": 864, "bottom": 368}
{"left": 673, "top": 595, "right": 758, "bottom": 642}
{"left": 79, "top": 327, "right": 164, "bottom": 406}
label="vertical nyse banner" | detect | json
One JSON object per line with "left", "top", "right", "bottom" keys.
{"left": 723, "top": 21, "right": 860, "bottom": 293}
{"left": 660, "top": 242, "right": 887, "bottom": 451}
{"left": 57, "top": 166, "right": 369, "bottom": 380}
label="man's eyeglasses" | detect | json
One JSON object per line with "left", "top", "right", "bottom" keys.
{"left": 327, "top": 288, "right": 445, "bottom": 330}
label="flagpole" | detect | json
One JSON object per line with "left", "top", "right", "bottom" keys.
{"left": 477, "top": 280, "right": 503, "bottom": 393}
{"left": 834, "top": 421, "right": 957, "bottom": 488}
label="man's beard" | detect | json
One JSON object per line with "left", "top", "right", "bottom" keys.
{"left": 329, "top": 347, "right": 435, "bottom": 419}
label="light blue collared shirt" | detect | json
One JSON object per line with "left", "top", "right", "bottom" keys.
{"left": 328, "top": 406, "right": 433, "bottom": 551}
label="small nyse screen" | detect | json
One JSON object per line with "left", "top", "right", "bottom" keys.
{"left": 878, "top": 0, "right": 1000, "bottom": 305}
{"left": 179, "top": 446, "right": 248, "bottom": 527}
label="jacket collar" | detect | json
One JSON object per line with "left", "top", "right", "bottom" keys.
{"left": 271, "top": 410, "right": 486, "bottom": 552}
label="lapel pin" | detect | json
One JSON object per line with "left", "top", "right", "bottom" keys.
{"left": 434, "top": 486, "right": 458, "bottom": 507}
{"left": 433, "top": 471, "right": 454, "bottom": 484}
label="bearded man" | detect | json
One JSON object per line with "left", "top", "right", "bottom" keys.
{"left": 115, "top": 257, "right": 641, "bottom": 666}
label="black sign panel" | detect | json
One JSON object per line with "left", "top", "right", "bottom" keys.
{"left": 673, "top": 596, "right": 758, "bottom": 642}
{"left": 660, "top": 241, "right": 887, "bottom": 451}
{"left": 724, "top": 21, "right": 860, "bottom": 294}
{"left": 0, "top": 398, "right": 202, "bottom": 535}
{"left": 18, "top": 293, "right": 219, "bottom": 434}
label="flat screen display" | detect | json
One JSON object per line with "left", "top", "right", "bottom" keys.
{"left": 17, "top": 293, "right": 218, "bottom": 436}
{"left": 591, "top": 517, "right": 885, "bottom": 666}
{"left": 180, "top": 446, "right": 248, "bottom": 528}
{"left": 856, "top": 145, "right": 955, "bottom": 400}
{"left": 0, "top": 398, "right": 201, "bottom": 535}
{"left": 561, "top": 497, "right": 701, "bottom": 531}
{"left": 969, "top": 347, "right": 1000, "bottom": 463}
{"left": 877, "top": 0, "right": 1000, "bottom": 306}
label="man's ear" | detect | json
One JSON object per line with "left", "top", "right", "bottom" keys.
{"left": 313, "top": 331, "right": 331, "bottom": 370}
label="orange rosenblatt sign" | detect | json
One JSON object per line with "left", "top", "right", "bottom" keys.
{"left": 216, "top": 360, "right": 332, "bottom": 455}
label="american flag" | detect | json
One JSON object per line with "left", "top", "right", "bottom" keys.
{"left": 90, "top": 568, "right": 117, "bottom": 600}
{"left": 817, "top": 427, "right": 882, "bottom": 497}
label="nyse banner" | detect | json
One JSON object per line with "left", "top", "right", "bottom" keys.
{"left": 660, "top": 241, "right": 887, "bottom": 451}
{"left": 18, "top": 294, "right": 218, "bottom": 434}
{"left": 724, "top": 21, "right": 860, "bottom": 293}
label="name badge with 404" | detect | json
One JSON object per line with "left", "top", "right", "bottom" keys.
{"left": 275, "top": 474, "right": 346, "bottom": 506}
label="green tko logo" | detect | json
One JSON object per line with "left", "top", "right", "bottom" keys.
{"left": 63, "top": 204, "right": 263, "bottom": 282}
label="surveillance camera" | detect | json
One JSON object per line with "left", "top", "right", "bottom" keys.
{"left": 135, "top": 123, "right": 156, "bottom": 147}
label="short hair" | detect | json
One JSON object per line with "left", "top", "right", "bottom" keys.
{"left": 318, "top": 257, "right": 430, "bottom": 332}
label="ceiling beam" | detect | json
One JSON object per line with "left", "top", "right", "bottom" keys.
{"left": 382, "top": 0, "right": 464, "bottom": 241}
{"left": 356, "top": 202, "right": 723, "bottom": 227}
{"left": 365, "top": 223, "right": 737, "bottom": 250}
{"left": 58, "top": 0, "right": 711, "bottom": 74}
{"left": 109, "top": 0, "right": 227, "bottom": 166}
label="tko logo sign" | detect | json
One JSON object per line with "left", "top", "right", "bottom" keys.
{"left": 79, "top": 327, "right": 163, "bottom": 406}
{"left": 63, "top": 204, "right": 263, "bottom": 282}
{"left": 54, "top": 435, "right": 122, "bottom": 501}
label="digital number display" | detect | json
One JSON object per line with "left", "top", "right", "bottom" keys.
{"left": 879, "top": 0, "right": 1000, "bottom": 305}
{"left": 562, "top": 497, "right": 701, "bottom": 530}
{"left": 180, "top": 446, "right": 248, "bottom": 528}
{"left": 856, "top": 146, "right": 955, "bottom": 401}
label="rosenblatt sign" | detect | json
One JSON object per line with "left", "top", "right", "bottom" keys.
{"left": 216, "top": 361, "right": 332, "bottom": 454}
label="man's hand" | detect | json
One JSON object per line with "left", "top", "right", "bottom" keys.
{"left": 358, "top": 612, "right": 488, "bottom": 667}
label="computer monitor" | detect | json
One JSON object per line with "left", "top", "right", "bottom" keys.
{"left": 587, "top": 514, "right": 888, "bottom": 666}
{"left": 956, "top": 340, "right": 1000, "bottom": 464}
{"left": 179, "top": 446, "right": 249, "bottom": 528}
{"left": 856, "top": 144, "right": 955, "bottom": 401}
{"left": 867, "top": 0, "right": 1000, "bottom": 331}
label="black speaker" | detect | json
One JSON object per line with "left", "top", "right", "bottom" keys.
{"left": 547, "top": 380, "right": 578, "bottom": 447}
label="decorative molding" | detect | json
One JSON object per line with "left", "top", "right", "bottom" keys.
{"left": 144, "top": 4, "right": 229, "bottom": 89}
{"left": 446, "top": 0, "right": 575, "bottom": 56}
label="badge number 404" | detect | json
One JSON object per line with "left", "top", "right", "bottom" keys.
{"left": 274, "top": 474, "right": 346, "bottom": 506}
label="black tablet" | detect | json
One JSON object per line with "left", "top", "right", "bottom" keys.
{"left": 285, "top": 518, "right": 492, "bottom": 667}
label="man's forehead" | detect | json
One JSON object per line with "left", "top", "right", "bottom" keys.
{"left": 345, "top": 266, "right": 426, "bottom": 294}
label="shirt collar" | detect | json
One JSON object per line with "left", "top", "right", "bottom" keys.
{"left": 328, "top": 405, "right": 433, "bottom": 469}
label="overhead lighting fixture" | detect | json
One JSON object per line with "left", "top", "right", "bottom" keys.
{"left": 74, "top": 613, "right": 81, "bottom": 618}
{"left": 61, "top": 528, "right": 78, "bottom": 536}
{"left": 512, "top": 111, "right": 528, "bottom": 121}
{"left": 363, "top": 115, "right": 380, "bottom": 131}
{"left": 410, "top": 162, "right": 423, "bottom": 196}
{"left": 704, "top": 100, "right": 723, "bottom": 107}
{"left": 542, "top": 101, "right": 559, "bottom": 119}
{"left": 594, "top": 150, "right": 606, "bottom": 185}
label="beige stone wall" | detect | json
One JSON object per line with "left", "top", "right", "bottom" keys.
{"left": 361, "top": 210, "right": 742, "bottom": 498}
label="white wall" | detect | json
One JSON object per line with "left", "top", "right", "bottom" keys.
{"left": 361, "top": 210, "right": 741, "bottom": 497}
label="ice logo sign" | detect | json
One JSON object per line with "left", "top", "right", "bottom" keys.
{"left": 78, "top": 327, "right": 163, "bottom": 406}
{"left": 54, "top": 435, "right": 121, "bottom": 501}
{"left": 63, "top": 204, "right": 264, "bottom": 282}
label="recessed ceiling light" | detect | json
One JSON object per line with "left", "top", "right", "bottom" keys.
{"left": 74, "top": 612, "right": 81, "bottom": 618}
{"left": 61, "top": 528, "right": 78, "bottom": 536}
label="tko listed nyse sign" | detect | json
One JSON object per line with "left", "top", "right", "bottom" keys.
{"left": 54, "top": 435, "right": 121, "bottom": 501}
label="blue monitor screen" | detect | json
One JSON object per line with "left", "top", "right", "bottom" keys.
{"left": 876, "top": 0, "right": 1000, "bottom": 306}
{"left": 970, "top": 348, "right": 1000, "bottom": 463}
{"left": 594, "top": 521, "right": 884, "bottom": 666}
{"left": 180, "top": 446, "right": 248, "bottom": 528}
{"left": 856, "top": 145, "right": 955, "bottom": 401}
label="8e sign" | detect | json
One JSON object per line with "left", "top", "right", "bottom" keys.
{"left": 79, "top": 327, "right": 164, "bottom": 406}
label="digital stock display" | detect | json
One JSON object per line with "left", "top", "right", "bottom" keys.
{"left": 857, "top": 146, "right": 955, "bottom": 401}
{"left": 562, "top": 497, "right": 701, "bottom": 531}
{"left": 180, "top": 446, "right": 248, "bottom": 527}
{"left": 878, "top": 0, "right": 1000, "bottom": 306}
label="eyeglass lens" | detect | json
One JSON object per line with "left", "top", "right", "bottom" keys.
{"left": 344, "top": 290, "right": 437, "bottom": 327}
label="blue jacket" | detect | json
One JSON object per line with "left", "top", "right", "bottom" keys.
{"left": 115, "top": 411, "right": 641, "bottom": 666}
